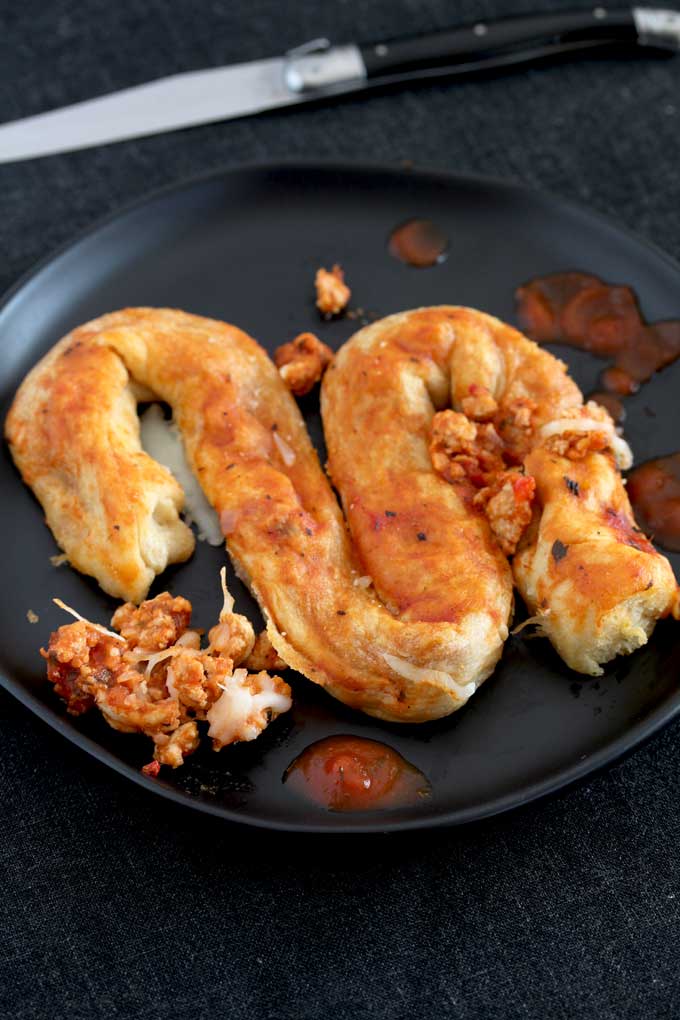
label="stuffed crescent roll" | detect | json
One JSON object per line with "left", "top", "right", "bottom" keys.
{"left": 6, "top": 307, "right": 513, "bottom": 722}
{"left": 441, "top": 306, "right": 679, "bottom": 674}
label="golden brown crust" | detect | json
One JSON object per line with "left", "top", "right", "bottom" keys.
{"left": 322, "top": 307, "right": 515, "bottom": 710}
{"left": 11, "top": 307, "right": 511, "bottom": 722}
{"left": 513, "top": 447, "right": 678, "bottom": 674}
{"left": 326, "top": 305, "right": 678, "bottom": 678}
{"left": 6, "top": 334, "right": 194, "bottom": 602}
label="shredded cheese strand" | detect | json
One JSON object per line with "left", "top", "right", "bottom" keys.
{"left": 510, "top": 610, "right": 551, "bottom": 636}
{"left": 52, "top": 598, "right": 126, "bottom": 642}
{"left": 219, "top": 566, "right": 234, "bottom": 618}
{"left": 142, "top": 645, "right": 199, "bottom": 678}
{"left": 381, "top": 652, "right": 475, "bottom": 701}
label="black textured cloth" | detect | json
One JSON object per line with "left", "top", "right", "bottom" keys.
{"left": 2, "top": 2, "right": 680, "bottom": 1018}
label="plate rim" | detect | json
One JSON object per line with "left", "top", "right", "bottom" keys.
{"left": 4, "top": 669, "right": 679, "bottom": 833}
{"left": 2, "top": 158, "right": 680, "bottom": 834}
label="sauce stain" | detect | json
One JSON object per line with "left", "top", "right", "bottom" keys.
{"left": 515, "top": 272, "right": 680, "bottom": 396}
{"left": 284, "top": 735, "right": 431, "bottom": 812}
{"left": 516, "top": 271, "right": 680, "bottom": 555}
{"left": 388, "top": 219, "right": 448, "bottom": 267}
{"left": 627, "top": 453, "right": 680, "bottom": 553}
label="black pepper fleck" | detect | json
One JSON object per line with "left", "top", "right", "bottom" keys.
{"left": 551, "top": 539, "right": 569, "bottom": 562}
{"left": 564, "top": 476, "right": 580, "bottom": 496}
{"left": 417, "top": 532, "right": 427, "bottom": 542}
{"left": 337, "top": 610, "right": 346, "bottom": 616}
{"left": 385, "top": 510, "right": 397, "bottom": 517}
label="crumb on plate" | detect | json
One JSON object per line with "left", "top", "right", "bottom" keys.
{"left": 315, "top": 264, "right": 351, "bottom": 317}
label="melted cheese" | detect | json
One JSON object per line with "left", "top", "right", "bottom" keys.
{"left": 382, "top": 652, "right": 475, "bottom": 702}
{"left": 140, "top": 404, "right": 223, "bottom": 545}
{"left": 206, "top": 669, "right": 292, "bottom": 746}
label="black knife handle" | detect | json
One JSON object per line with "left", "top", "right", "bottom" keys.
{"left": 359, "top": 9, "right": 639, "bottom": 78}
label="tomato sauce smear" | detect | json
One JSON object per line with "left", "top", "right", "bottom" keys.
{"left": 515, "top": 271, "right": 680, "bottom": 397}
{"left": 284, "top": 735, "right": 431, "bottom": 812}
{"left": 627, "top": 453, "right": 680, "bottom": 553}
{"left": 387, "top": 218, "right": 449, "bottom": 268}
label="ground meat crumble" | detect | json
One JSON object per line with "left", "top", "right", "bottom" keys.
{"left": 315, "top": 264, "right": 351, "bottom": 317}
{"left": 274, "top": 332, "right": 334, "bottom": 396}
{"left": 42, "top": 576, "right": 291, "bottom": 773}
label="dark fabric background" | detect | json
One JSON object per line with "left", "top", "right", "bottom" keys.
{"left": 2, "top": 1, "right": 680, "bottom": 1017}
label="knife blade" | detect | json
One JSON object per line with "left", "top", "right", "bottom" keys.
{"left": 1, "top": 7, "right": 679, "bottom": 164}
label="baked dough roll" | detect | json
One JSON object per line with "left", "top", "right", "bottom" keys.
{"left": 6, "top": 308, "right": 513, "bottom": 722}
{"left": 321, "top": 306, "right": 513, "bottom": 678}
{"left": 442, "top": 307, "right": 679, "bottom": 674}
{"left": 6, "top": 337, "right": 194, "bottom": 603}
{"left": 514, "top": 446, "right": 679, "bottom": 674}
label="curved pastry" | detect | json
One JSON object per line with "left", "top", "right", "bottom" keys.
{"left": 514, "top": 445, "right": 678, "bottom": 674}
{"left": 321, "top": 306, "right": 513, "bottom": 663}
{"left": 6, "top": 336, "right": 194, "bottom": 603}
{"left": 440, "top": 307, "right": 679, "bottom": 674}
{"left": 6, "top": 308, "right": 512, "bottom": 722}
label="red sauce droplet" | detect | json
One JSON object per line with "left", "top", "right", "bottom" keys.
{"left": 627, "top": 453, "right": 680, "bottom": 553}
{"left": 587, "top": 391, "right": 626, "bottom": 425}
{"left": 388, "top": 219, "right": 448, "bottom": 267}
{"left": 515, "top": 272, "right": 680, "bottom": 392}
{"left": 284, "top": 735, "right": 431, "bottom": 812}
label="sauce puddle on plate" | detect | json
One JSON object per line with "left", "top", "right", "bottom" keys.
{"left": 284, "top": 735, "right": 431, "bottom": 812}
{"left": 515, "top": 271, "right": 680, "bottom": 397}
{"left": 516, "top": 271, "right": 680, "bottom": 554}
{"left": 388, "top": 218, "right": 448, "bottom": 267}
{"left": 627, "top": 453, "right": 680, "bottom": 553}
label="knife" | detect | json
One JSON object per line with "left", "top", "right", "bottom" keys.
{"left": 1, "top": 7, "right": 679, "bottom": 164}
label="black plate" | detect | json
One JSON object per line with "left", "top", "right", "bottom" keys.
{"left": 1, "top": 162, "right": 679, "bottom": 833}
